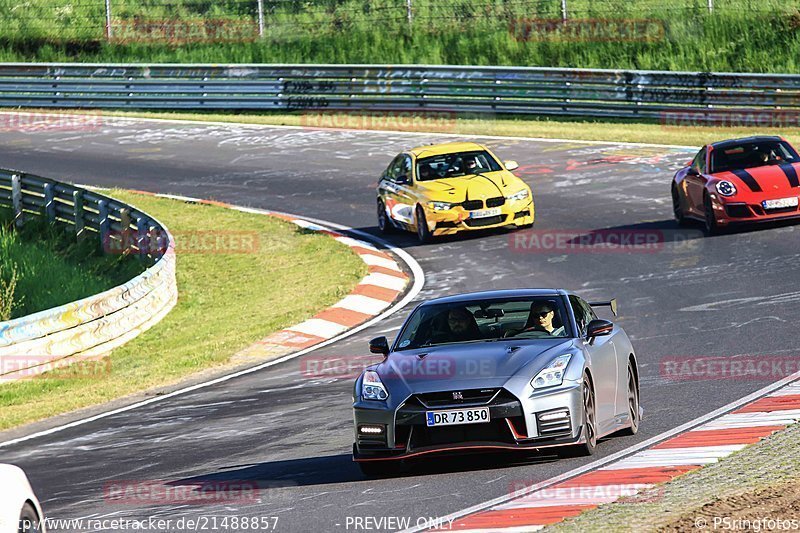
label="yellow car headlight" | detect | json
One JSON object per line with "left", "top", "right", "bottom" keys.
{"left": 506, "top": 189, "right": 530, "bottom": 202}
{"left": 429, "top": 201, "right": 457, "bottom": 211}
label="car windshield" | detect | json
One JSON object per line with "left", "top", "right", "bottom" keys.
{"left": 710, "top": 140, "right": 799, "bottom": 174}
{"left": 416, "top": 150, "right": 502, "bottom": 181}
{"left": 394, "top": 297, "right": 572, "bottom": 351}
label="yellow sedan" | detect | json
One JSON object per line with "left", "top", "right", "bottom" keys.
{"left": 377, "top": 142, "right": 534, "bottom": 243}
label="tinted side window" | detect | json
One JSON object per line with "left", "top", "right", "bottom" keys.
{"left": 569, "top": 295, "right": 589, "bottom": 335}
{"left": 384, "top": 155, "right": 404, "bottom": 182}
{"left": 580, "top": 298, "right": 597, "bottom": 323}
{"left": 399, "top": 155, "right": 412, "bottom": 181}
{"left": 692, "top": 148, "right": 706, "bottom": 173}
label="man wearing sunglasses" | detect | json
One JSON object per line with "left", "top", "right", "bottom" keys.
{"left": 524, "top": 301, "right": 566, "bottom": 336}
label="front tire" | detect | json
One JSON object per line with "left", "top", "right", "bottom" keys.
{"left": 377, "top": 199, "right": 394, "bottom": 234}
{"left": 415, "top": 205, "right": 433, "bottom": 244}
{"left": 672, "top": 185, "right": 687, "bottom": 226}
{"left": 571, "top": 375, "right": 598, "bottom": 456}
{"left": 621, "top": 362, "right": 640, "bottom": 436}
{"left": 703, "top": 193, "right": 720, "bottom": 235}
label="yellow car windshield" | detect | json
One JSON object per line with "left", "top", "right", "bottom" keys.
{"left": 416, "top": 150, "right": 502, "bottom": 181}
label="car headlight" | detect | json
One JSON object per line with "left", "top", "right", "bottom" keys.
{"left": 715, "top": 180, "right": 737, "bottom": 197}
{"left": 506, "top": 189, "right": 530, "bottom": 202}
{"left": 362, "top": 370, "right": 389, "bottom": 401}
{"left": 531, "top": 354, "right": 572, "bottom": 389}
{"left": 429, "top": 201, "right": 456, "bottom": 211}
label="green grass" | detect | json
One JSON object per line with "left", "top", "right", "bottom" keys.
{"left": 0, "top": 190, "right": 368, "bottom": 430}
{"left": 1, "top": 0, "right": 800, "bottom": 72}
{"left": 0, "top": 206, "right": 143, "bottom": 320}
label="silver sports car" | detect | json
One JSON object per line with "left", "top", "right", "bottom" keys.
{"left": 352, "top": 289, "right": 642, "bottom": 476}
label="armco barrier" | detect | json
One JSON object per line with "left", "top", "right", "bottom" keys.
{"left": 0, "top": 63, "right": 799, "bottom": 123}
{"left": 0, "top": 169, "right": 177, "bottom": 380}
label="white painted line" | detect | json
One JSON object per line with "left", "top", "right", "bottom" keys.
{"left": 334, "top": 294, "right": 392, "bottom": 315}
{"left": 361, "top": 272, "right": 408, "bottom": 291}
{"left": 400, "top": 375, "right": 800, "bottom": 533}
{"left": 288, "top": 318, "right": 349, "bottom": 339}
{"left": 600, "top": 445, "right": 746, "bottom": 470}
{"left": 769, "top": 384, "right": 800, "bottom": 396}
{"left": 358, "top": 253, "right": 403, "bottom": 271}
{"left": 0, "top": 211, "right": 425, "bottom": 449}
{"left": 335, "top": 236, "right": 379, "bottom": 251}
{"left": 291, "top": 219, "right": 334, "bottom": 233}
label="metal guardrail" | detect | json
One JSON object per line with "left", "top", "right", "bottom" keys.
{"left": 1, "top": 63, "right": 800, "bottom": 123}
{"left": 0, "top": 169, "right": 177, "bottom": 380}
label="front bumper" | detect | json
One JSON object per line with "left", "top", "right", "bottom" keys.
{"left": 425, "top": 199, "right": 534, "bottom": 236}
{"left": 353, "top": 383, "right": 583, "bottom": 461}
{"left": 713, "top": 196, "right": 800, "bottom": 226}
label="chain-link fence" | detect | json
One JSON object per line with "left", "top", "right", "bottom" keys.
{"left": 0, "top": 0, "right": 796, "bottom": 43}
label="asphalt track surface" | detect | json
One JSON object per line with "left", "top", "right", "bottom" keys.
{"left": 1, "top": 119, "right": 798, "bottom": 532}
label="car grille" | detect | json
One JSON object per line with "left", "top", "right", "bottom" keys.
{"left": 486, "top": 197, "right": 505, "bottom": 208}
{"left": 415, "top": 388, "right": 499, "bottom": 408}
{"left": 464, "top": 215, "right": 506, "bottom": 227}
{"left": 514, "top": 210, "right": 530, "bottom": 219}
{"left": 461, "top": 200, "right": 483, "bottom": 210}
{"left": 724, "top": 204, "right": 752, "bottom": 218}
{"left": 411, "top": 420, "right": 516, "bottom": 448}
{"left": 536, "top": 409, "right": 572, "bottom": 438}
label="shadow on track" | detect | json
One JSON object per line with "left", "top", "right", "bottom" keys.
{"left": 166, "top": 449, "right": 571, "bottom": 487}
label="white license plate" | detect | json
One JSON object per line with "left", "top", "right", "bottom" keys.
{"left": 763, "top": 197, "right": 799, "bottom": 209}
{"left": 469, "top": 207, "right": 502, "bottom": 219}
{"left": 426, "top": 407, "right": 490, "bottom": 427}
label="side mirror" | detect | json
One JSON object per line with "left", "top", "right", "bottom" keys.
{"left": 586, "top": 319, "right": 613, "bottom": 339}
{"left": 504, "top": 160, "right": 519, "bottom": 171}
{"left": 369, "top": 336, "right": 390, "bottom": 356}
{"left": 396, "top": 175, "right": 409, "bottom": 184}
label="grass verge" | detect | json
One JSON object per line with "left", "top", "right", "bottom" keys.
{"left": 0, "top": 206, "right": 143, "bottom": 320}
{"left": 41, "top": 108, "right": 800, "bottom": 148}
{"left": 0, "top": 190, "right": 368, "bottom": 430}
{"left": 547, "top": 420, "right": 800, "bottom": 532}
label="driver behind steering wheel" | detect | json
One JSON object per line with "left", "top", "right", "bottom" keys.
{"left": 526, "top": 302, "right": 565, "bottom": 336}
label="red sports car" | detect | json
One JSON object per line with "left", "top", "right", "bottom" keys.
{"left": 672, "top": 136, "right": 800, "bottom": 234}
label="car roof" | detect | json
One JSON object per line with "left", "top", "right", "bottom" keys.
{"left": 408, "top": 141, "right": 486, "bottom": 158}
{"left": 421, "top": 289, "right": 567, "bottom": 306}
{"left": 709, "top": 136, "right": 784, "bottom": 149}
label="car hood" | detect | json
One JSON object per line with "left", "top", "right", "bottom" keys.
{"left": 713, "top": 162, "right": 800, "bottom": 194}
{"left": 377, "top": 338, "right": 575, "bottom": 395}
{"left": 415, "top": 171, "right": 527, "bottom": 202}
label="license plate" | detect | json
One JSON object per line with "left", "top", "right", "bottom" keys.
{"left": 426, "top": 407, "right": 490, "bottom": 427}
{"left": 469, "top": 207, "right": 502, "bottom": 219}
{"left": 763, "top": 197, "right": 799, "bottom": 209}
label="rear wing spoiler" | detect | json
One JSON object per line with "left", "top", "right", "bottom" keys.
{"left": 589, "top": 299, "right": 618, "bottom": 316}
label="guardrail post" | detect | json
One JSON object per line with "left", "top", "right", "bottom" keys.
{"left": 561, "top": 0, "right": 567, "bottom": 22}
{"left": 406, "top": 0, "right": 413, "bottom": 24}
{"left": 707, "top": 0, "right": 713, "bottom": 13}
{"left": 43, "top": 182, "right": 56, "bottom": 222}
{"left": 119, "top": 207, "right": 132, "bottom": 255}
{"left": 11, "top": 173, "right": 22, "bottom": 228}
{"left": 98, "top": 199, "right": 109, "bottom": 252}
{"left": 73, "top": 190, "right": 85, "bottom": 238}
{"left": 136, "top": 217, "right": 148, "bottom": 260}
